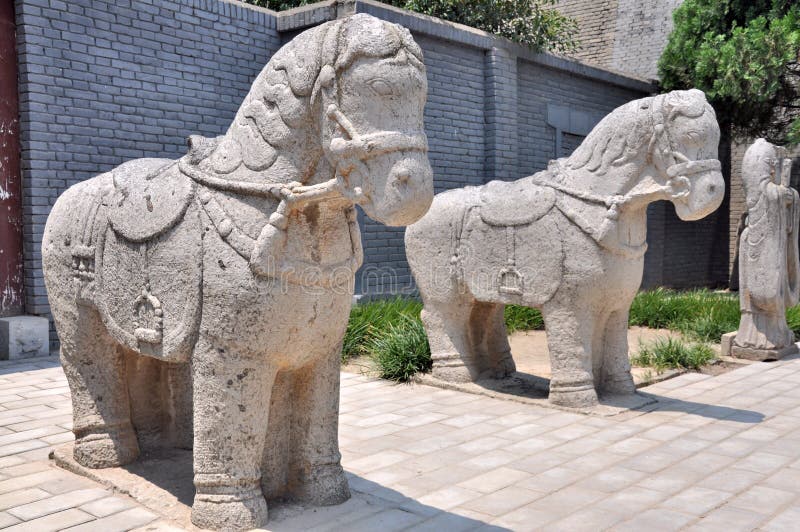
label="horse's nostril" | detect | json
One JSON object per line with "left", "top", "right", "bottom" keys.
{"left": 394, "top": 172, "right": 411, "bottom": 186}
{"left": 709, "top": 184, "right": 716, "bottom": 194}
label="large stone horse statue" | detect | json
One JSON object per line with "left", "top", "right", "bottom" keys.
{"left": 42, "top": 14, "right": 432, "bottom": 530}
{"left": 406, "top": 89, "right": 723, "bottom": 410}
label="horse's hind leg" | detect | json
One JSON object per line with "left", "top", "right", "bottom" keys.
{"left": 475, "top": 302, "right": 516, "bottom": 378}
{"left": 287, "top": 342, "right": 350, "bottom": 505}
{"left": 60, "top": 307, "right": 139, "bottom": 468}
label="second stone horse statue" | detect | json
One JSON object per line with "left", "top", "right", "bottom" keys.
{"left": 42, "top": 14, "right": 433, "bottom": 531}
{"left": 406, "top": 89, "right": 724, "bottom": 410}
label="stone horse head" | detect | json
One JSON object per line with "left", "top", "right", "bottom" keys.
{"left": 187, "top": 13, "right": 433, "bottom": 228}
{"left": 561, "top": 88, "right": 724, "bottom": 242}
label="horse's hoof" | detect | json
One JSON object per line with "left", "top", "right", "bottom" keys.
{"left": 432, "top": 359, "right": 476, "bottom": 382}
{"left": 548, "top": 384, "right": 598, "bottom": 408}
{"left": 191, "top": 489, "right": 268, "bottom": 531}
{"left": 73, "top": 427, "right": 139, "bottom": 468}
{"left": 602, "top": 373, "right": 636, "bottom": 395}
{"left": 490, "top": 353, "right": 516, "bottom": 378}
{"left": 293, "top": 463, "right": 351, "bottom": 506}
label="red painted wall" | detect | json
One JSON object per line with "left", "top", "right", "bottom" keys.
{"left": 0, "top": 0, "right": 24, "bottom": 316}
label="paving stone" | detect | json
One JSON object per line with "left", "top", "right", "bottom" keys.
{"left": 571, "top": 466, "right": 648, "bottom": 493}
{"left": 660, "top": 486, "right": 732, "bottom": 515}
{"left": 524, "top": 486, "right": 606, "bottom": 519}
{"left": 490, "top": 504, "right": 557, "bottom": 529}
{"left": 339, "top": 507, "right": 426, "bottom": 532}
{"left": 0, "top": 470, "right": 73, "bottom": 495}
{"left": 544, "top": 505, "right": 627, "bottom": 531}
{"left": 0, "top": 511, "right": 21, "bottom": 528}
{"left": 8, "top": 488, "right": 109, "bottom": 521}
{"left": 61, "top": 506, "right": 158, "bottom": 531}
{"left": 614, "top": 508, "right": 695, "bottom": 531}
{"left": 412, "top": 509, "right": 489, "bottom": 532}
{"left": 728, "top": 485, "right": 796, "bottom": 515}
{"left": 2, "top": 508, "right": 94, "bottom": 532}
{"left": 78, "top": 495, "right": 138, "bottom": 518}
{"left": 698, "top": 467, "right": 767, "bottom": 493}
{"left": 761, "top": 505, "right": 800, "bottom": 532}
{"left": 458, "top": 485, "right": 543, "bottom": 516}
{"left": 761, "top": 468, "right": 800, "bottom": 493}
{"left": 687, "top": 504, "right": 768, "bottom": 531}
{"left": 0, "top": 488, "right": 50, "bottom": 511}
{"left": 456, "top": 467, "right": 531, "bottom": 494}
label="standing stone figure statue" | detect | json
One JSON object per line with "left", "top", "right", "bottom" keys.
{"left": 42, "top": 14, "right": 433, "bottom": 531}
{"left": 732, "top": 138, "right": 800, "bottom": 360}
{"left": 406, "top": 89, "right": 724, "bottom": 409}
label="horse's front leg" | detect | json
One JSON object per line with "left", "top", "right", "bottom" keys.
{"left": 599, "top": 309, "right": 636, "bottom": 395}
{"left": 190, "top": 337, "right": 276, "bottom": 531}
{"left": 289, "top": 340, "right": 350, "bottom": 506}
{"left": 542, "top": 300, "right": 598, "bottom": 408}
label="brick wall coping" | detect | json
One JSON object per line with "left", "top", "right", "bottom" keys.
{"left": 268, "top": 0, "right": 657, "bottom": 93}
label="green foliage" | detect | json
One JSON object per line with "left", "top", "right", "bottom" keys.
{"left": 342, "top": 297, "right": 422, "bottom": 362}
{"left": 242, "top": 0, "right": 578, "bottom": 53}
{"left": 628, "top": 288, "right": 740, "bottom": 343}
{"left": 658, "top": 0, "right": 800, "bottom": 145}
{"left": 504, "top": 304, "right": 544, "bottom": 333}
{"left": 631, "top": 338, "right": 716, "bottom": 371}
{"left": 368, "top": 314, "right": 432, "bottom": 381}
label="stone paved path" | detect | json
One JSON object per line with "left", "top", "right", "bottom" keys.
{"left": 1, "top": 355, "right": 800, "bottom": 531}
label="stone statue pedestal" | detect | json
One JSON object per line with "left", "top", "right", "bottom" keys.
{"left": 721, "top": 331, "right": 799, "bottom": 361}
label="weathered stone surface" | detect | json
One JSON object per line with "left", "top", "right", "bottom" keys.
{"left": 41, "top": 14, "right": 432, "bottom": 531}
{"left": 731, "top": 138, "right": 800, "bottom": 361}
{"left": 406, "top": 89, "right": 724, "bottom": 410}
{"left": 0, "top": 316, "right": 50, "bottom": 360}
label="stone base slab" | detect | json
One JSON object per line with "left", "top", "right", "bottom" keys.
{"left": 721, "top": 332, "right": 800, "bottom": 361}
{"left": 414, "top": 372, "right": 657, "bottom": 417}
{"left": 0, "top": 315, "right": 49, "bottom": 360}
{"left": 52, "top": 443, "right": 397, "bottom": 532}
{"left": 51, "top": 444, "right": 200, "bottom": 530}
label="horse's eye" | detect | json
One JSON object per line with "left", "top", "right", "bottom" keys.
{"left": 368, "top": 79, "right": 393, "bottom": 96}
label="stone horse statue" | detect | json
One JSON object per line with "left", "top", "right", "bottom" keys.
{"left": 42, "top": 14, "right": 432, "bottom": 530}
{"left": 406, "top": 89, "right": 723, "bottom": 409}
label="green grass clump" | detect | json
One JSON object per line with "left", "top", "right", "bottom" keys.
{"left": 786, "top": 306, "right": 800, "bottom": 339}
{"left": 368, "top": 315, "right": 431, "bottom": 381}
{"left": 504, "top": 305, "right": 544, "bottom": 333}
{"left": 629, "top": 288, "right": 740, "bottom": 342}
{"left": 631, "top": 338, "right": 716, "bottom": 371}
{"left": 342, "top": 297, "right": 422, "bottom": 363}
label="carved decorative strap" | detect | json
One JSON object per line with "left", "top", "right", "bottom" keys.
{"left": 197, "top": 189, "right": 256, "bottom": 261}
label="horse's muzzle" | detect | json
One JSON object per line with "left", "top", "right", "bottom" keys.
{"left": 672, "top": 169, "right": 725, "bottom": 221}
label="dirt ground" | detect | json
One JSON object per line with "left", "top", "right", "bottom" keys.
{"left": 508, "top": 326, "right": 681, "bottom": 382}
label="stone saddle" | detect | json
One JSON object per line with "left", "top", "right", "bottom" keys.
{"left": 72, "top": 158, "right": 202, "bottom": 363}
{"left": 456, "top": 179, "right": 563, "bottom": 305}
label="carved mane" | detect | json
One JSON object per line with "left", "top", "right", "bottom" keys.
{"left": 565, "top": 89, "right": 714, "bottom": 176}
{"left": 203, "top": 14, "right": 424, "bottom": 180}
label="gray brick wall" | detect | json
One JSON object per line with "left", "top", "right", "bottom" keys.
{"left": 15, "top": 0, "right": 280, "bottom": 346}
{"left": 555, "top": 0, "right": 684, "bottom": 81}
{"left": 516, "top": 59, "right": 640, "bottom": 175}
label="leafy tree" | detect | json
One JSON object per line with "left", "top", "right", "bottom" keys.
{"left": 243, "top": 0, "right": 578, "bottom": 53}
{"left": 659, "top": 0, "right": 800, "bottom": 145}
